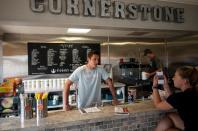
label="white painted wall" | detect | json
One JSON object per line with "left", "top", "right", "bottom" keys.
{"left": 3, "top": 55, "right": 28, "bottom": 78}
{"left": 0, "top": 0, "right": 198, "bottom": 31}
{"left": 0, "top": 40, "right": 3, "bottom": 82}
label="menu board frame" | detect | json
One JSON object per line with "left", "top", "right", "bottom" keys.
{"left": 28, "top": 43, "right": 100, "bottom": 75}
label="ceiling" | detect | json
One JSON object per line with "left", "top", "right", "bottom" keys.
{"left": 1, "top": 0, "right": 198, "bottom": 41}
{"left": 0, "top": 25, "right": 196, "bottom": 42}
{"left": 157, "top": 0, "right": 198, "bottom": 5}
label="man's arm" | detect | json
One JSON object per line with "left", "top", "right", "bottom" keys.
{"left": 105, "top": 78, "right": 119, "bottom": 105}
{"left": 64, "top": 79, "right": 73, "bottom": 111}
{"left": 146, "top": 68, "right": 161, "bottom": 78}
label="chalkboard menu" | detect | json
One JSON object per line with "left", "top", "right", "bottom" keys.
{"left": 28, "top": 43, "right": 100, "bottom": 75}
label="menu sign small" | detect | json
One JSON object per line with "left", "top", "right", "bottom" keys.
{"left": 28, "top": 43, "right": 100, "bottom": 75}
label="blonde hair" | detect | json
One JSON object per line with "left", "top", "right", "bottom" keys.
{"left": 177, "top": 66, "right": 198, "bottom": 87}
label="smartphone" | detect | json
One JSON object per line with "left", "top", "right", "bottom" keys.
{"left": 156, "top": 71, "right": 164, "bottom": 85}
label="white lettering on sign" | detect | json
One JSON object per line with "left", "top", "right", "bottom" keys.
{"left": 30, "top": 0, "right": 185, "bottom": 23}
{"left": 49, "top": 0, "right": 62, "bottom": 14}
{"left": 83, "top": 0, "right": 96, "bottom": 16}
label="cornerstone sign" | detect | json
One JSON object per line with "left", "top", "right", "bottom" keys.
{"left": 30, "top": 0, "right": 184, "bottom": 23}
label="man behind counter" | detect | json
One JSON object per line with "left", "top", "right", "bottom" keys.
{"left": 144, "top": 49, "right": 163, "bottom": 80}
{"left": 64, "top": 51, "right": 119, "bottom": 110}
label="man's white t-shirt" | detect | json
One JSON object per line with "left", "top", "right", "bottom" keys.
{"left": 68, "top": 65, "right": 109, "bottom": 108}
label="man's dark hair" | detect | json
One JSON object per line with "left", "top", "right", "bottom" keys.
{"left": 144, "top": 49, "right": 153, "bottom": 56}
{"left": 87, "top": 50, "right": 99, "bottom": 59}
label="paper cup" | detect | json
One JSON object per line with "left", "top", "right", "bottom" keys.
{"left": 142, "top": 72, "right": 148, "bottom": 80}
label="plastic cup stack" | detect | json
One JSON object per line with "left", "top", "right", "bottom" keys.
{"left": 27, "top": 80, "right": 32, "bottom": 92}
{"left": 35, "top": 80, "right": 40, "bottom": 92}
{"left": 31, "top": 80, "right": 36, "bottom": 92}
{"left": 48, "top": 79, "right": 53, "bottom": 90}
{"left": 44, "top": 79, "right": 49, "bottom": 91}
{"left": 23, "top": 81, "right": 27, "bottom": 93}
{"left": 23, "top": 78, "right": 68, "bottom": 93}
{"left": 57, "top": 79, "right": 61, "bottom": 90}
{"left": 52, "top": 79, "right": 57, "bottom": 90}
{"left": 40, "top": 79, "right": 44, "bottom": 92}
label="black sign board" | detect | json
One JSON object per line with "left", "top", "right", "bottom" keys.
{"left": 28, "top": 43, "right": 100, "bottom": 75}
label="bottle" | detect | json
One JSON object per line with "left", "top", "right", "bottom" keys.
{"left": 19, "top": 94, "right": 25, "bottom": 128}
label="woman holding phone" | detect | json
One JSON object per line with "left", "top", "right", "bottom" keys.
{"left": 152, "top": 66, "right": 198, "bottom": 131}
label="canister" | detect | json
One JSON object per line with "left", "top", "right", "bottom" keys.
{"left": 36, "top": 99, "right": 48, "bottom": 118}
{"left": 24, "top": 97, "right": 33, "bottom": 119}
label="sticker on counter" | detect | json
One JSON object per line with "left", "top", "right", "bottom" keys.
{"left": 114, "top": 106, "right": 129, "bottom": 115}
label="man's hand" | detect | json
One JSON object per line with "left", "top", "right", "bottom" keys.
{"left": 105, "top": 78, "right": 119, "bottom": 106}
{"left": 145, "top": 72, "right": 151, "bottom": 78}
{"left": 64, "top": 80, "right": 73, "bottom": 111}
{"left": 65, "top": 104, "right": 72, "bottom": 111}
{"left": 112, "top": 99, "right": 120, "bottom": 106}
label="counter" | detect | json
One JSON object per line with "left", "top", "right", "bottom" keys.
{"left": 0, "top": 100, "right": 173, "bottom": 131}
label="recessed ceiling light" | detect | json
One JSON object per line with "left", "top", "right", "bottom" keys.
{"left": 67, "top": 28, "right": 91, "bottom": 34}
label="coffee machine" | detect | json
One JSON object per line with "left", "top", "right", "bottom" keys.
{"left": 118, "top": 58, "right": 151, "bottom": 100}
